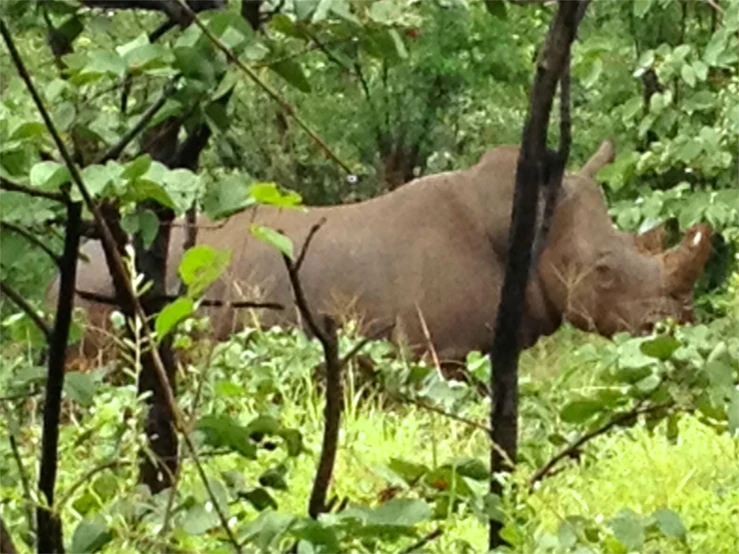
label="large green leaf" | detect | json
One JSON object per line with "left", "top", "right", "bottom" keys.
{"left": 608, "top": 509, "right": 645, "bottom": 551}
{"left": 178, "top": 245, "right": 232, "bottom": 298}
{"left": 270, "top": 58, "right": 312, "bottom": 93}
{"left": 652, "top": 508, "right": 687, "bottom": 541}
{"left": 63, "top": 371, "right": 98, "bottom": 406}
{"left": 250, "top": 225, "right": 294, "bottom": 260}
{"left": 70, "top": 517, "right": 113, "bottom": 554}
{"left": 30, "top": 161, "right": 70, "bottom": 190}
{"left": 155, "top": 298, "right": 194, "bottom": 339}
{"left": 196, "top": 415, "right": 257, "bottom": 458}
{"left": 560, "top": 399, "right": 604, "bottom": 423}
{"left": 202, "top": 175, "right": 256, "bottom": 219}
{"left": 640, "top": 335, "right": 681, "bottom": 360}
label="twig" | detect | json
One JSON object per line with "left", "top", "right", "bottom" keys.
{"left": 0, "top": 20, "right": 242, "bottom": 553}
{"left": 37, "top": 200, "right": 82, "bottom": 554}
{"left": 528, "top": 402, "right": 671, "bottom": 488}
{"left": 279, "top": 222, "right": 341, "bottom": 518}
{"left": 399, "top": 528, "right": 443, "bottom": 554}
{"left": 0, "top": 177, "right": 68, "bottom": 203}
{"left": 94, "top": 78, "right": 178, "bottom": 164}
{"left": 339, "top": 324, "right": 394, "bottom": 370}
{"left": 0, "top": 279, "right": 52, "bottom": 341}
{"left": 173, "top": 0, "right": 355, "bottom": 175}
{"left": 399, "top": 395, "right": 491, "bottom": 435}
{"left": 703, "top": 0, "right": 724, "bottom": 14}
{"left": 294, "top": 219, "right": 326, "bottom": 275}
{"left": 7, "top": 420, "right": 35, "bottom": 537}
{"left": 0, "top": 221, "right": 60, "bottom": 266}
{"left": 75, "top": 289, "right": 283, "bottom": 311}
{"left": 0, "top": 515, "right": 18, "bottom": 554}
{"left": 56, "top": 459, "right": 128, "bottom": 508}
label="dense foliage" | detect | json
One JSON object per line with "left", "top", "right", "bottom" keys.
{"left": 0, "top": 0, "right": 738, "bottom": 553}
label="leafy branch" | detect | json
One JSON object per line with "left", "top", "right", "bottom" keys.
{"left": 0, "top": 19, "right": 242, "bottom": 553}
{"left": 173, "top": 0, "right": 355, "bottom": 175}
{"left": 529, "top": 401, "right": 675, "bottom": 488}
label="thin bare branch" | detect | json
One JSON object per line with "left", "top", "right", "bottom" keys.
{"left": 0, "top": 177, "right": 67, "bottom": 203}
{"left": 0, "top": 221, "right": 60, "bottom": 266}
{"left": 94, "top": 78, "right": 178, "bottom": 164}
{"left": 0, "top": 280, "right": 52, "bottom": 341}
{"left": 399, "top": 528, "right": 444, "bottom": 554}
{"left": 75, "top": 288, "right": 283, "bottom": 311}
{"left": 529, "top": 402, "right": 672, "bottom": 488}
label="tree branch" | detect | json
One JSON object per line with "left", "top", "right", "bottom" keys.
{"left": 529, "top": 402, "right": 672, "bottom": 488}
{"left": 0, "top": 177, "right": 68, "bottom": 203}
{"left": 279, "top": 221, "right": 341, "bottom": 518}
{"left": 74, "top": 289, "right": 283, "bottom": 310}
{"left": 0, "top": 221, "right": 60, "bottom": 267}
{"left": 37, "top": 200, "right": 82, "bottom": 554}
{"left": 0, "top": 19, "right": 242, "bottom": 553}
{"left": 94, "top": 78, "right": 178, "bottom": 164}
{"left": 173, "top": 0, "right": 355, "bottom": 175}
{"left": 488, "top": 0, "right": 588, "bottom": 548}
{"left": 0, "top": 280, "right": 52, "bottom": 341}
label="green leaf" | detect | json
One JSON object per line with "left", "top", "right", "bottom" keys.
{"left": 633, "top": 0, "right": 655, "bottom": 18}
{"left": 259, "top": 466, "right": 288, "bottom": 490}
{"left": 279, "top": 429, "right": 303, "bottom": 457}
{"left": 270, "top": 58, "right": 312, "bottom": 93}
{"left": 455, "top": 457, "right": 488, "bottom": 481}
{"left": 54, "top": 101, "right": 75, "bottom": 132}
{"left": 173, "top": 46, "right": 216, "bottom": 83}
{"left": 11, "top": 121, "right": 47, "bottom": 141}
{"left": 70, "top": 516, "right": 113, "bottom": 554}
{"left": 30, "top": 161, "right": 70, "bottom": 190}
{"left": 388, "top": 458, "right": 428, "bottom": 485}
{"left": 291, "top": 519, "right": 340, "bottom": 551}
{"left": 83, "top": 50, "right": 127, "bottom": 78}
{"left": 58, "top": 15, "right": 84, "bottom": 43}
{"left": 640, "top": 335, "right": 681, "bottom": 360}
{"left": 240, "top": 488, "right": 278, "bottom": 511}
{"left": 155, "top": 298, "right": 194, "bottom": 339}
{"left": 692, "top": 60, "right": 708, "bottom": 81}
{"left": 311, "top": 0, "right": 335, "bottom": 22}
{"left": 560, "top": 399, "right": 603, "bottom": 423}
{"left": 684, "top": 91, "right": 716, "bottom": 112}
{"left": 652, "top": 508, "right": 687, "bottom": 541}
{"left": 250, "top": 225, "right": 294, "bottom": 260}
{"left": 182, "top": 503, "right": 221, "bottom": 535}
{"left": 680, "top": 64, "right": 696, "bottom": 87}
{"left": 245, "top": 415, "right": 281, "bottom": 437}
{"left": 354, "top": 498, "right": 432, "bottom": 527}
{"left": 80, "top": 164, "right": 116, "bottom": 197}
{"left": 64, "top": 371, "right": 97, "bottom": 406}
{"left": 484, "top": 1, "right": 508, "bottom": 19}
{"left": 121, "top": 155, "right": 152, "bottom": 180}
{"left": 369, "top": 0, "right": 402, "bottom": 23}
{"left": 178, "top": 245, "right": 232, "bottom": 298}
{"left": 250, "top": 182, "right": 303, "bottom": 208}
{"left": 130, "top": 179, "right": 175, "bottom": 209}
{"left": 202, "top": 175, "right": 256, "bottom": 219}
{"left": 609, "top": 509, "right": 645, "bottom": 551}
{"left": 558, "top": 520, "right": 578, "bottom": 549}
{"left": 196, "top": 415, "right": 257, "bottom": 458}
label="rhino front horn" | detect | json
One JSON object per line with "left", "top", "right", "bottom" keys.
{"left": 663, "top": 223, "right": 713, "bottom": 294}
{"left": 580, "top": 139, "right": 616, "bottom": 179}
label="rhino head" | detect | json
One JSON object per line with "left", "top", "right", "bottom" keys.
{"left": 534, "top": 141, "right": 712, "bottom": 339}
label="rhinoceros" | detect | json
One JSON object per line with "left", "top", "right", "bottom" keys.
{"left": 52, "top": 141, "right": 712, "bottom": 365}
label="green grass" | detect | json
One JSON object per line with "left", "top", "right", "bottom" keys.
{"left": 2, "top": 324, "right": 738, "bottom": 553}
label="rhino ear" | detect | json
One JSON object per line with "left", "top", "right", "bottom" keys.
{"left": 633, "top": 223, "right": 666, "bottom": 255}
{"left": 580, "top": 140, "right": 616, "bottom": 180}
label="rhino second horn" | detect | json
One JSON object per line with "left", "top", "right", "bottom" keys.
{"left": 580, "top": 139, "right": 616, "bottom": 179}
{"left": 664, "top": 223, "right": 712, "bottom": 294}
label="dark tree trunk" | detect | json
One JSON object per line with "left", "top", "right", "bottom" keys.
{"left": 488, "top": 0, "right": 588, "bottom": 548}
{"left": 37, "top": 201, "right": 82, "bottom": 554}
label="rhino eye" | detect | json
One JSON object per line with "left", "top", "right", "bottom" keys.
{"left": 595, "top": 261, "right": 617, "bottom": 289}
